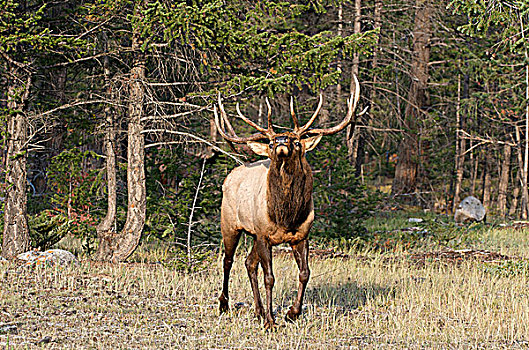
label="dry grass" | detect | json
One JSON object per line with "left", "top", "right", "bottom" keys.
{"left": 2, "top": 228, "right": 529, "bottom": 349}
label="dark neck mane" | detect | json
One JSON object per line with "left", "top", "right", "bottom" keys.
{"left": 266, "top": 155, "right": 313, "bottom": 230}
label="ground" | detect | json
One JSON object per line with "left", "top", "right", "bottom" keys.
{"left": 2, "top": 216, "right": 529, "bottom": 349}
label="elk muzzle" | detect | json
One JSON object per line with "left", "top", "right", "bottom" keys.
{"left": 274, "top": 136, "right": 290, "bottom": 157}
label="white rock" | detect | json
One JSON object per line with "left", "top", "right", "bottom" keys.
{"left": 454, "top": 196, "right": 486, "bottom": 223}
{"left": 16, "top": 249, "right": 78, "bottom": 267}
{"left": 408, "top": 218, "right": 424, "bottom": 223}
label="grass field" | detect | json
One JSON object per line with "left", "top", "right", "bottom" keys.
{"left": 2, "top": 214, "right": 529, "bottom": 349}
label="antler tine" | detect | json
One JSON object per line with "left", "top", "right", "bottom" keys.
{"left": 302, "top": 74, "right": 361, "bottom": 137}
{"left": 297, "top": 94, "right": 323, "bottom": 135}
{"left": 215, "top": 93, "right": 269, "bottom": 143}
{"left": 220, "top": 105, "right": 236, "bottom": 137}
{"left": 290, "top": 96, "right": 300, "bottom": 130}
{"left": 265, "top": 97, "right": 274, "bottom": 134}
{"left": 236, "top": 102, "right": 269, "bottom": 134}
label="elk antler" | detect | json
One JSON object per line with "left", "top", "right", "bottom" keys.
{"left": 299, "top": 75, "right": 362, "bottom": 137}
{"left": 214, "top": 93, "right": 271, "bottom": 143}
{"left": 290, "top": 97, "right": 300, "bottom": 130}
{"left": 296, "top": 94, "right": 323, "bottom": 134}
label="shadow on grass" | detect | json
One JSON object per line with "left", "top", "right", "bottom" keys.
{"left": 304, "top": 279, "right": 394, "bottom": 312}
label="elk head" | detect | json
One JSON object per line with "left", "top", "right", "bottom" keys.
{"left": 213, "top": 75, "right": 361, "bottom": 160}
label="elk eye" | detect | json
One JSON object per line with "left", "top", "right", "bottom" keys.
{"left": 294, "top": 141, "right": 301, "bottom": 147}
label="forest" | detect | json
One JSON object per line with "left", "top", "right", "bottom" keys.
{"left": 2, "top": 0, "right": 528, "bottom": 260}
{"left": 2, "top": 0, "right": 529, "bottom": 347}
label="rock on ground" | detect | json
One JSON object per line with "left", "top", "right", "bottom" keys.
{"left": 454, "top": 196, "right": 486, "bottom": 223}
{"left": 16, "top": 249, "right": 79, "bottom": 267}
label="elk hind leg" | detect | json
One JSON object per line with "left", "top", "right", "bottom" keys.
{"left": 219, "top": 229, "right": 241, "bottom": 313}
{"left": 286, "top": 239, "right": 310, "bottom": 322}
{"left": 245, "top": 239, "right": 264, "bottom": 319}
{"left": 255, "top": 238, "right": 275, "bottom": 328}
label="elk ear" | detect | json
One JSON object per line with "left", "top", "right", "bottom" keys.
{"left": 302, "top": 135, "right": 323, "bottom": 152}
{"left": 247, "top": 141, "right": 269, "bottom": 157}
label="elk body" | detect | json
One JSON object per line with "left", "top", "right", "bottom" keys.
{"left": 215, "top": 77, "right": 361, "bottom": 328}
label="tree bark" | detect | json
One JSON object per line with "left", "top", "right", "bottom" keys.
{"left": 524, "top": 62, "right": 529, "bottom": 218}
{"left": 96, "top": 9, "right": 146, "bottom": 262}
{"left": 346, "top": 0, "right": 362, "bottom": 160}
{"left": 481, "top": 151, "right": 492, "bottom": 209}
{"left": 509, "top": 170, "right": 521, "bottom": 217}
{"left": 515, "top": 125, "right": 529, "bottom": 219}
{"left": 370, "top": 0, "right": 382, "bottom": 103}
{"left": 95, "top": 47, "right": 118, "bottom": 260}
{"left": 470, "top": 150, "right": 479, "bottom": 196}
{"left": 336, "top": 2, "right": 343, "bottom": 100}
{"left": 452, "top": 73, "right": 465, "bottom": 212}
{"left": 391, "top": 0, "right": 431, "bottom": 197}
{"left": 2, "top": 68, "right": 32, "bottom": 259}
{"left": 497, "top": 143, "right": 511, "bottom": 217}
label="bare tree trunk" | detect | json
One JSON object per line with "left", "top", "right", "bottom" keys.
{"left": 351, "top": 0, "right": 381, "bottom": 180}
{"left": 336, "top": 2, "right": 343, "bottom": 100}
{"left": 482, "top": 151, "right": 492, "bottom": 209}
{"left": 497, "top": 143, "right": 511, "bottom": 217}
{"left": 515, "top": 125, "right": 528, "bottom": 219}
{"left": 392, "top": 0, "right": 432, "bottom": 197}
{"left": 346, "top": 0, "right": 362, "bottom": 160}
{"left": 96, "top": 10, "right": 146, "bottom": 262}
{"left": 510, "top": 170, "right": 521, "bottom": 217}
{"left": 524, "top": 62, "right": 529, "bottom": 218}
{"left": 470, "top": 149, "right": 478, "bottom": 196}
{"left": 452, "top": 73, "right": 465, "bottom": 212}
{"left": 371, "top": 0, "right": 382, "bottom": 101}
{"left": 95, "top": 47, "right": 118, "bottom": 260}
{"left": 113, "top": 59, "right": 146, "bottom": 261}
{"left": 521, "top": 18, "right": 529, "bottom": 219}
{"left": 2, "top": 68, "right": 32, "bottom": 259}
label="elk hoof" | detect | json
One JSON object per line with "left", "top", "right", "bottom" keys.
{"left": 254, "top": 305, "right": 265, "bottom": 320}
{"left": 285, "top": 307, "right": 300, "bottom": 322}
{"left": 263, "top": 319, "right": 276, "bottom": 330}
{"left": 219, "top": 296, "right": 229, "bottom": 314}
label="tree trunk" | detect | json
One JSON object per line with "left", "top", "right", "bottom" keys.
{"left": 510, "top": 170, "right": 521, "bottom": 217}
{"left": 392, "top": 0, "right": 431, "bottom": 197}
{"left": 95, "top": 49, "right": 118, "bottom": 260}
{"left": 471, "top": 154, "right": 479, "bottom": 196}
{"left": 336, "top": 2, "right": 343, "bottom": 100}
{"left": 352, "top": 0, "right": 381, "bottom": 180}
{"left": 2, "top": 69, "right": 32, "bottom": 259}
{"left": 524, "top": 62, "right": 529, "bottom": 218}
{"left": 452, "top": 73, "right": 465, "bottom": 212}
{"left": 346, "top": 0, "right": 362, "bottom": 160}
{"left": 370, "top": 0, "right": 382, "bottom": 104}
{"left": 482, "top": 151, "right": 492, "bottom": 209}
{"left": 515, "top": 125, "right": 528, "bottom": 219}
{"left": 497, "top": 143, "right": 511, "bottom": 217}
{"left": 96, "top": 12, "right": 146, "bottom": 262}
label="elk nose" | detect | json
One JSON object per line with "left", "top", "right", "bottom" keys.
{"left": 275, "top": 137, "right": 290, "bottom": 156}
{"left": 275, "top": 136, "right": 288, "bottom": 145}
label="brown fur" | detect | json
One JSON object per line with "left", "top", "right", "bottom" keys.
{"left": 267, "top": 152, "right": 313, "bottom": 231}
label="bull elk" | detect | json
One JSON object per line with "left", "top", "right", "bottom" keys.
{"left": 214, "top": 76, "right": 361, "bottom": 328}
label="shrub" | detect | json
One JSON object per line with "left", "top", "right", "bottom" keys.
{"left": 310, "top": 138, "right": 380, "bottom": 243}
{"left": 28, "top": 210, "right": 71, "bottom": 250}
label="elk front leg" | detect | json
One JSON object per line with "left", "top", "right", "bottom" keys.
{"left": 245, "top": 240, "right": 265, "bottom": 319}
{"left": 219, "top": 230, "right": 241, "bottom": 313}
{"left": 286, "top": 239, "right": 310, "bottom": 321}
{"left": 256, "top": 238, "right": 275, "bottom": 328}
